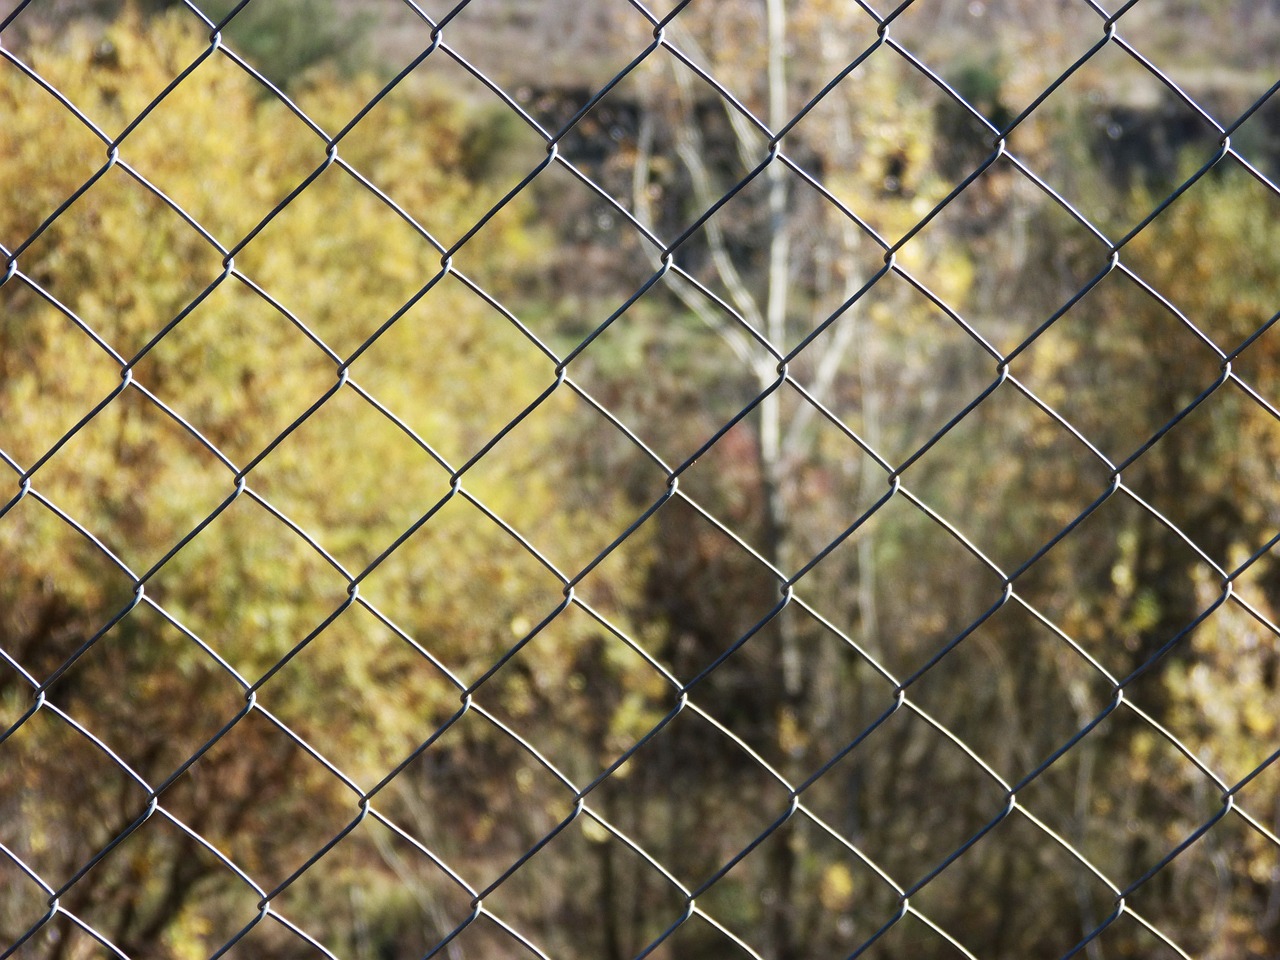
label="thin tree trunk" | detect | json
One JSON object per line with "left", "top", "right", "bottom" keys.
{"left": 760, "top": 3, "right": 803, "bottom": 957}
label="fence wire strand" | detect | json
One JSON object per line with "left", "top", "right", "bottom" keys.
{"left": 2, "top": 1, "right": 1279, "bottom": 958}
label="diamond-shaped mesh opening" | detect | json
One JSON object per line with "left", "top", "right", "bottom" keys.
{"left": 459, "top": 385, "right": 671, "bottom": 576}
{"left": 563, "top": 45, "right": 773, "bottom": 247}
{"left": 561, "top": 277, "right": 777, "bottom": 469}
{"left": 694, "top": 811, "right": 904, "bottom": 958}
{"left": 1007, "top": 39, "right": 1226, "bottom": 240}
{"left": 15, "top": 163, "right": 227, "bottom": 361}
{"left": 121, "top": 49, "right": 325, "bottom": 247}
{"left": 801, "top": 44, "right": 998, "bottom": 240}
{"left": 0, "top": 705, "right": 151, "bottom": 890}
{"left": 69, "top": 812, "right": 264, "bottom": 958}
{"left": 233, "top": 163, "right": 442, "bottom": 361}
{"left": 374, "top": 707, "right": 577, "bottom": 894}
{"left": 808, "top": 266, "right": 997, "bottom": 470}
{"left": 1118, "top": 156, "right": 1280, "bottom": 353}
{"left": 130, "top": 275, "right": 339, "bottom": 468}
{"left": 910, "top": 807, "right": 1119, "bottom": 959}
{"left": 1014, "top": 488, "right": 1223, "bottom": 681}
{"left": 688, "top": 602, "right": 896, "bottom": 782}
{"left": 257, "top": 601, "right": 462, "bottom": 789}
{"left": 335, "top": 47, "right": 551, "bottom": 235}
{"left": 905, "top": 599, "right": 1116, "bottom": 785}
{"left": 270, "top": 814, "right": 475, "bottom": 960}
{"left": 146, "top": 492, "right": 350, "bottom": 681}
{"left": 158, "top": 707, "right": 361, "bottom": 895}
{"left": 29, "top": 386, "right": 232, "bottom": 575}
{"left": 43, "top": 601, "right": 245, "bottom": 788}
{"left": 901, "top": 382, "right": 1116, "bottom": 573}
{"left": 472, "top": 602, "right": 671, "bottom": 785}
{"left": 774, "top": 235, "right": 894, "bottom": 365}
{"left": 482, "top": 813, "right": 691, "bottom": 960}
{"left": 675, "top": 383, "right": 888, "bottom": 562}
{"left": 0, "top": 493, "right": 138, "bottom": 684}
{"left": 356, "top": 492, "right": 569, "bottom": 684}
{"left": 657, "top": 158, "right": 881, "bottom": 353}
{"left": 1017, "top": 705, "right": 1228, "bottom": 896}
{"left": 500, "top": 162, "right": 663, "bottom": 352}
{"left": 801, "top": 704, "right": 1009, "bottom": 892}
{"left": 591, "top": 706, "right": 794, "bottom": 893}
{"left": 897, "top": 151, "right": 1115, "bottom": 355}
{"left": 246, "top": 382, "right": 451, "bottom": 573}
{"left": 1016, "top": 266, "right": 1225, "bottom": 466}
{"left": 799, "top": 493, "right": 1006, "bottom": 682}
{"left": 444, "top": 170, "right": 635, "bottom": 360}
{"left": 349, "top": 272, "right": 557, "bottom": 468}
{"left": 579, "top": 495, "right": 784, "bottom": 685}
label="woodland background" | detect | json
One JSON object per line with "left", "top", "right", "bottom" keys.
{"left": 1, "top": 1, "right": 1279, "bottom": 958}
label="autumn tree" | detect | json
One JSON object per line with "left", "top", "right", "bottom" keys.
{"left": 0, "top": 10, "right": 660, "bottom": 958}
{"left": 3, "top": 3, "right": 1278, "bottom": 960}
{"left": 500, "top": 2, "right": 1280, "bottom": 957}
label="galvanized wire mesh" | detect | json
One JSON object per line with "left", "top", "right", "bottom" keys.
{"left": 2, "top": 1, "right": 1279, "bottom": 958}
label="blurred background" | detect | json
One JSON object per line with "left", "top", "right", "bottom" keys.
{"left": 1, "top": 1, "right": 1279, "bottom": 958}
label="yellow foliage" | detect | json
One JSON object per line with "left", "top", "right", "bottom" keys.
{"left": 0, "top": 14, "right": 661, "bottom": 949}
{"left": 818, "top": 861, "right": 856, "bottom": 913}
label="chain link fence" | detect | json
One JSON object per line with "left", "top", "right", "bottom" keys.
{"left": 2, "top": 1, "right": 1279, "bottom": 958}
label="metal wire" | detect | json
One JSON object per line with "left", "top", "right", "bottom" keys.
{"left": 1, "top": 1, "right": 1278, "bottom": 958}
